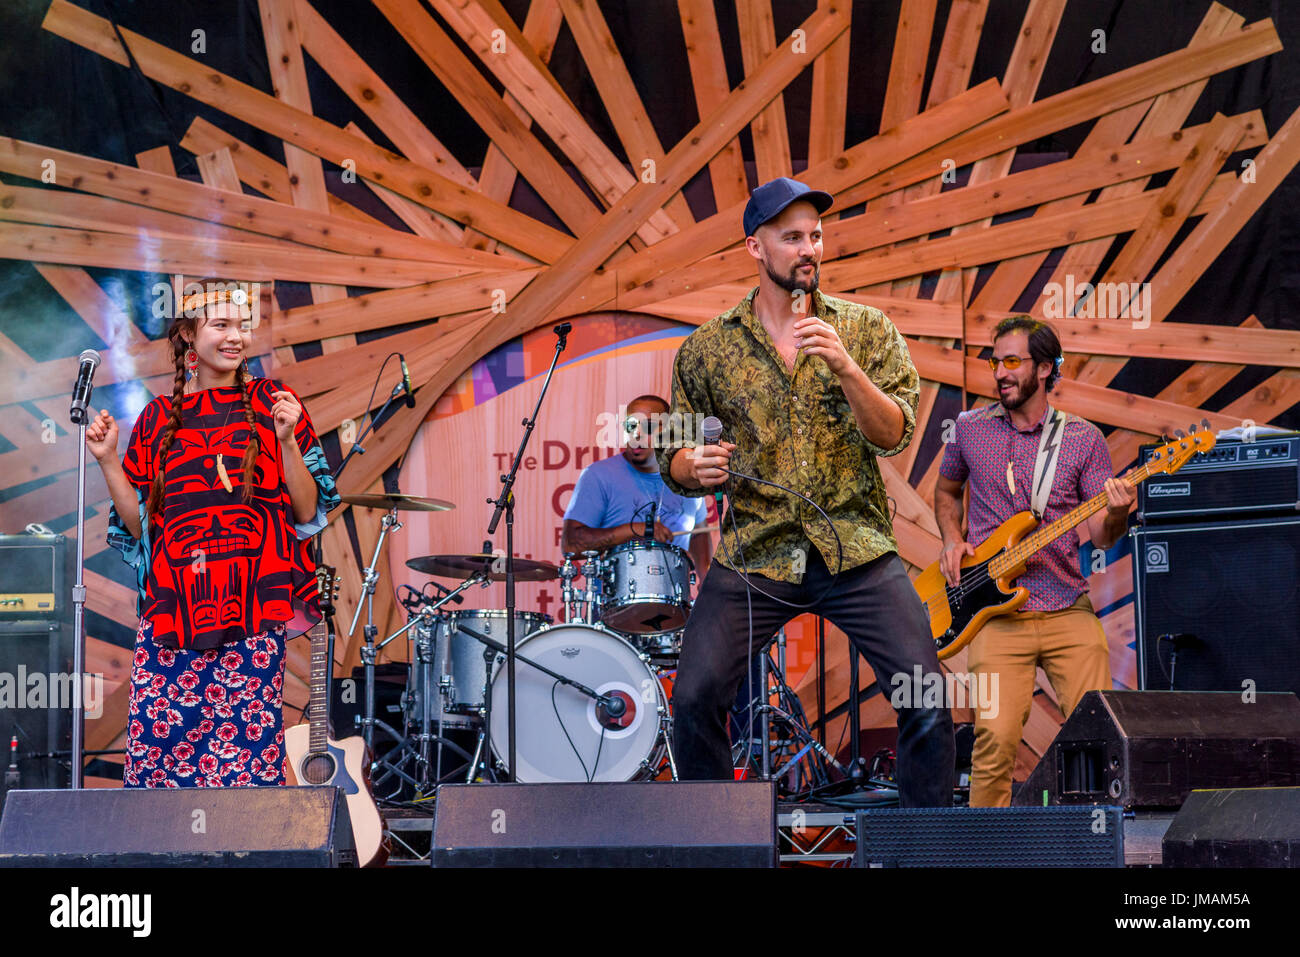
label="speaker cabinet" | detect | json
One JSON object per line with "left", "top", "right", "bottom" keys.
{"left": 0, "top": 620, "right": 73, "bottom": 799}
{"left": 0, "top": 786, "right": 356, "bottom": 866}
{"left": 1163, "top": 787, "right": 1300, "bottom": 867}
{"left": 432, "top": 781, "right": 776, "bottom": 867}
{"left": 1013, "top": 690, "right": 1300, "bottom": 809}
{"left": 1131, "top": 517, "right": 1300, "bottom": 694}
{"left": 854, "top": 806, "right": 1125, "bottom": 867}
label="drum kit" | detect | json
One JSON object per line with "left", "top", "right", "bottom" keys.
{"left": 338, "top": 491, "right": 702, "bottom": 793}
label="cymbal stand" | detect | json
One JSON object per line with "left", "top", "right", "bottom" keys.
{"left": 349, "top": 506, "right": 401, "bottom": 757}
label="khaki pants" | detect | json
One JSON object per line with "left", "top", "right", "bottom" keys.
{"left": 967, "top": 595, "right": 1112, "bottom": 807}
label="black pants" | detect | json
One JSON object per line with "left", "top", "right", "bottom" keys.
{"left": 673, "top": 548, "right": 955, "bottom": 807}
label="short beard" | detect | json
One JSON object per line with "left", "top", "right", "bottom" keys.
{"left": 999, "top": 371, "right": 1040, "bottom": 411}
{"left": 764, "top": 259, "right": 819, "bottom": 295}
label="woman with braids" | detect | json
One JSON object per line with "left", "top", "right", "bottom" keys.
{"left": 84, "top": 283, "right": 340, "bottom": 787}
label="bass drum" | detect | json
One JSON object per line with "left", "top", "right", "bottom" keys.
{"left": 489, "top": 623, "right": 667, "bottom": 783}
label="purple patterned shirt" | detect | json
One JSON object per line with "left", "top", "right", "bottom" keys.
{"left": 939, "top": 402, "right": 1114, "bottom": 612}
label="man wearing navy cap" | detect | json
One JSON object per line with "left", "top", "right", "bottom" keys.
{"left": 657, "top": 178, "right": 955, "bottom": 805}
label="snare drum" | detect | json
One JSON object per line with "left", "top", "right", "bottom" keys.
{"left": 599, "top": 540, "right": 694, "bottom": 635}
{"left": 488, "top": 623, "right": 669, "bottom": 783}
{"left": 435, "top": 609, "right": 551, "bottom": 714}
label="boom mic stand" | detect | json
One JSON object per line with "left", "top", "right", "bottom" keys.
{"left": 486, "top": 322, "right": 571, "bottom": 782}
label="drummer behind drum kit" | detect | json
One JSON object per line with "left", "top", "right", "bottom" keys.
{"left": 338, "top": 492, "right": 709, "bottom": 792}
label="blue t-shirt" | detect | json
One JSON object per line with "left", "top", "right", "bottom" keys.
{"left": 564, "top": 454, "right": 709, "bottom": 551}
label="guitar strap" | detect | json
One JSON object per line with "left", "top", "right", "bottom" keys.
{"left": 1029, "top": 406, "right": 1067, "bottom": 520}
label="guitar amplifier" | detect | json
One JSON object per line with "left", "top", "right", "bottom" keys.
{"left": 1138, "top": 433, "right": 1300, "bottom": 522}
{"left": 0, "top": 534, "right": 69, "bottom": 619}
{"left": 1131, "top": 516, "right": 1300, "bottom": 694}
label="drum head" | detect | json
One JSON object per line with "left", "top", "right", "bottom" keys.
{"left": 489, "top": 624, "right": 663, "bottom": 783}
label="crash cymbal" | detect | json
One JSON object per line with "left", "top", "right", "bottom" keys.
{"left": 406, "top": 553, "right": 559, "bottom": 582}
{"left": 341, "top": 492, "right": 456, "bottom": 512}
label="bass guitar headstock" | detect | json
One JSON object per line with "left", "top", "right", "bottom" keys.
{"left": 1149, "top": 419, "right": 1216, "bottom": 476}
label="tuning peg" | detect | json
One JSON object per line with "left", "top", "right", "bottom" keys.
{"left": 1174, "top": 429, "right": 1186, "bottom": 439}
{"left": 1201, "top": 418, "right": 1211, "bottom": 432}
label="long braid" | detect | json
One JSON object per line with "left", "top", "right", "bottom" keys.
{"left": 146, "top": 331, "right": 188, "bottom": 519}
{"left": 235, "top": 366, "right": 260, "bottom": 503}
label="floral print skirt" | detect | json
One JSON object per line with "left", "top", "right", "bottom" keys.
{"left": 123, "top": 620, "right": 288, "bottom": 788}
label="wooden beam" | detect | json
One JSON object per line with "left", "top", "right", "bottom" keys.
{"left": 0, "top": 221, "right": 483, "bottom": 288}
{"left": 471, "top": 2, "right": 849, "bottom": 361}
{"left": 557, "top": 0, "right": 696, "bottom": 228}
{"left": 272, "top": 267, "right": 539, "bottom": 346}
{"left": 366, "top": 0, "right": 609, "bottom": 241}
{"left": 463, "top": 0, "right": 565, "bottom": 254}
{"left": 180, "top": 116, "right": 389, "bottom": 228}
{"left": 677, "top": 0, "right": 749, "bottom": 211}
{"left": 807, "top": 0, "right": 852, "bottom": 167}
{"left": 41, "top": 0, "right": 573, "bottom": 260}
{"left": 734, "top": 0, "right": 792, "bottom": 181}
{"left": 553, "top": 79, "right": 1012, "bottom": 317}
{"left": 836, "top": 18, "right": 1281, "bottom": 209}
{"left": 0, "top": 136, "right": 514, "bottom": 267}
{"left": 295, "top": 0, "right": 475, "bottom": 188}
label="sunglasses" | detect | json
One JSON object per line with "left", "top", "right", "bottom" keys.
{"left": 988, "top": 354, "right": 1034, "bottom": 371}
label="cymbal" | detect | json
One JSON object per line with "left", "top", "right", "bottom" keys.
{"left": 406, "top": 553, "right": 559, "bottom": 582}
{"left": 341, "top": 492, "right": 456, "bottom": 512}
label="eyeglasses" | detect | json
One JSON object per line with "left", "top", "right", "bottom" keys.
{"left": 988, "top": 355, "right": 1034, "bottom": 371}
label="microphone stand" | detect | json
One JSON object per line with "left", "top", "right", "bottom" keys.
{"left": 69, "top": 410, "right": 90, "bottom": 788}
{"left": 487, "top": 322, "right": 570, "bottom": 782}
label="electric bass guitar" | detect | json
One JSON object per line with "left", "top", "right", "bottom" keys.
{"left": 284, "top": 565, "right": 387, "bottom": 866}
{"left": 915, "top": 424, "right": 1215, "bottom": 660}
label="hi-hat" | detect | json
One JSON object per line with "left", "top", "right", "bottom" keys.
{"left": 341, "top": 493, "right": 456, "bottom": 512}
{"left": 406, "top": 553, "right": 559, "bottom": 582}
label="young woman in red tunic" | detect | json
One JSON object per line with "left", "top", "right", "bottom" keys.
{"left": 85, "top": 287, "right": 339, "bottom": 787}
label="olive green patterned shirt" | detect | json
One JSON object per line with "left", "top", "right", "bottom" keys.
{"left": 657, "top": 287, "right": 918, "bottom": 584}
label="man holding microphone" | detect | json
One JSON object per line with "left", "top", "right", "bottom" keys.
{"left": 657, "top": 178, "right": 954, "bottom": 805}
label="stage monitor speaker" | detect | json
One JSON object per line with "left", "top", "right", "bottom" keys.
{"left": 1131, "top": 516, "right": 1300, "bottom": 695}
{"left": 1012, "top": 690, "right": 1300, "bottom": 809}
{"left": 1162, "top": 787, "right": 1300, "bottom": 867}
{"left": 0, "top": 786, "right": 356, "bottom": 867}
{"left": 853, "top": 806, "right": 1124, "bottom": 867}
{"left": 432, "top": 781, "right": 776, "bottom": 867}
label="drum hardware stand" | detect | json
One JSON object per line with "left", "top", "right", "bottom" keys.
{"left": 486, "top": 321, "right": 571, "bottom": 782}
{"left": 367, "top": 572, "right": 487, "bottom": 795}
{"left": 743, "top": 629, "right": 848, "bottom": 794}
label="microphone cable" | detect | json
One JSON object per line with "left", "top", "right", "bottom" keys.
{"left": 709, "top": 464, "right": 845, "bottom": 780}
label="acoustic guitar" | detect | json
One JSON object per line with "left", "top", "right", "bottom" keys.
{"left": 284, "top": 565, "right": 387, "bottom": 866}
{"left": 915, "top": 424, "right": 1215, "bottom": 660}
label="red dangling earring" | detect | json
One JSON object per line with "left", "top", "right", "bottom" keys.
{"left": 185, "top": 347, "right": 198, "bottom": 377}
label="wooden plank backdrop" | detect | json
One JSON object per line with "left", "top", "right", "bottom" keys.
{"left": 0, "top": 0, "right": 1295, "bottom": 787}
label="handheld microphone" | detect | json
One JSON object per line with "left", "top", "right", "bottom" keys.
{"left": 701, "top": 415, "right": 726, "bottom": 511}
{"left": 399, "top": 354, "right": 416, "bottom": 408}
{"left": 69, "top": 349, "right": 101, "bottom": 426}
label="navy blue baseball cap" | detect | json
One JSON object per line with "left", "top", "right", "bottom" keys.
{"left": 743, "top": 177, "right": 833, "bottom": 236}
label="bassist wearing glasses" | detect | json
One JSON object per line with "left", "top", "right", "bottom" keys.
{"left": 932, "top": 316, "right": 1135, "bottom": 807}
